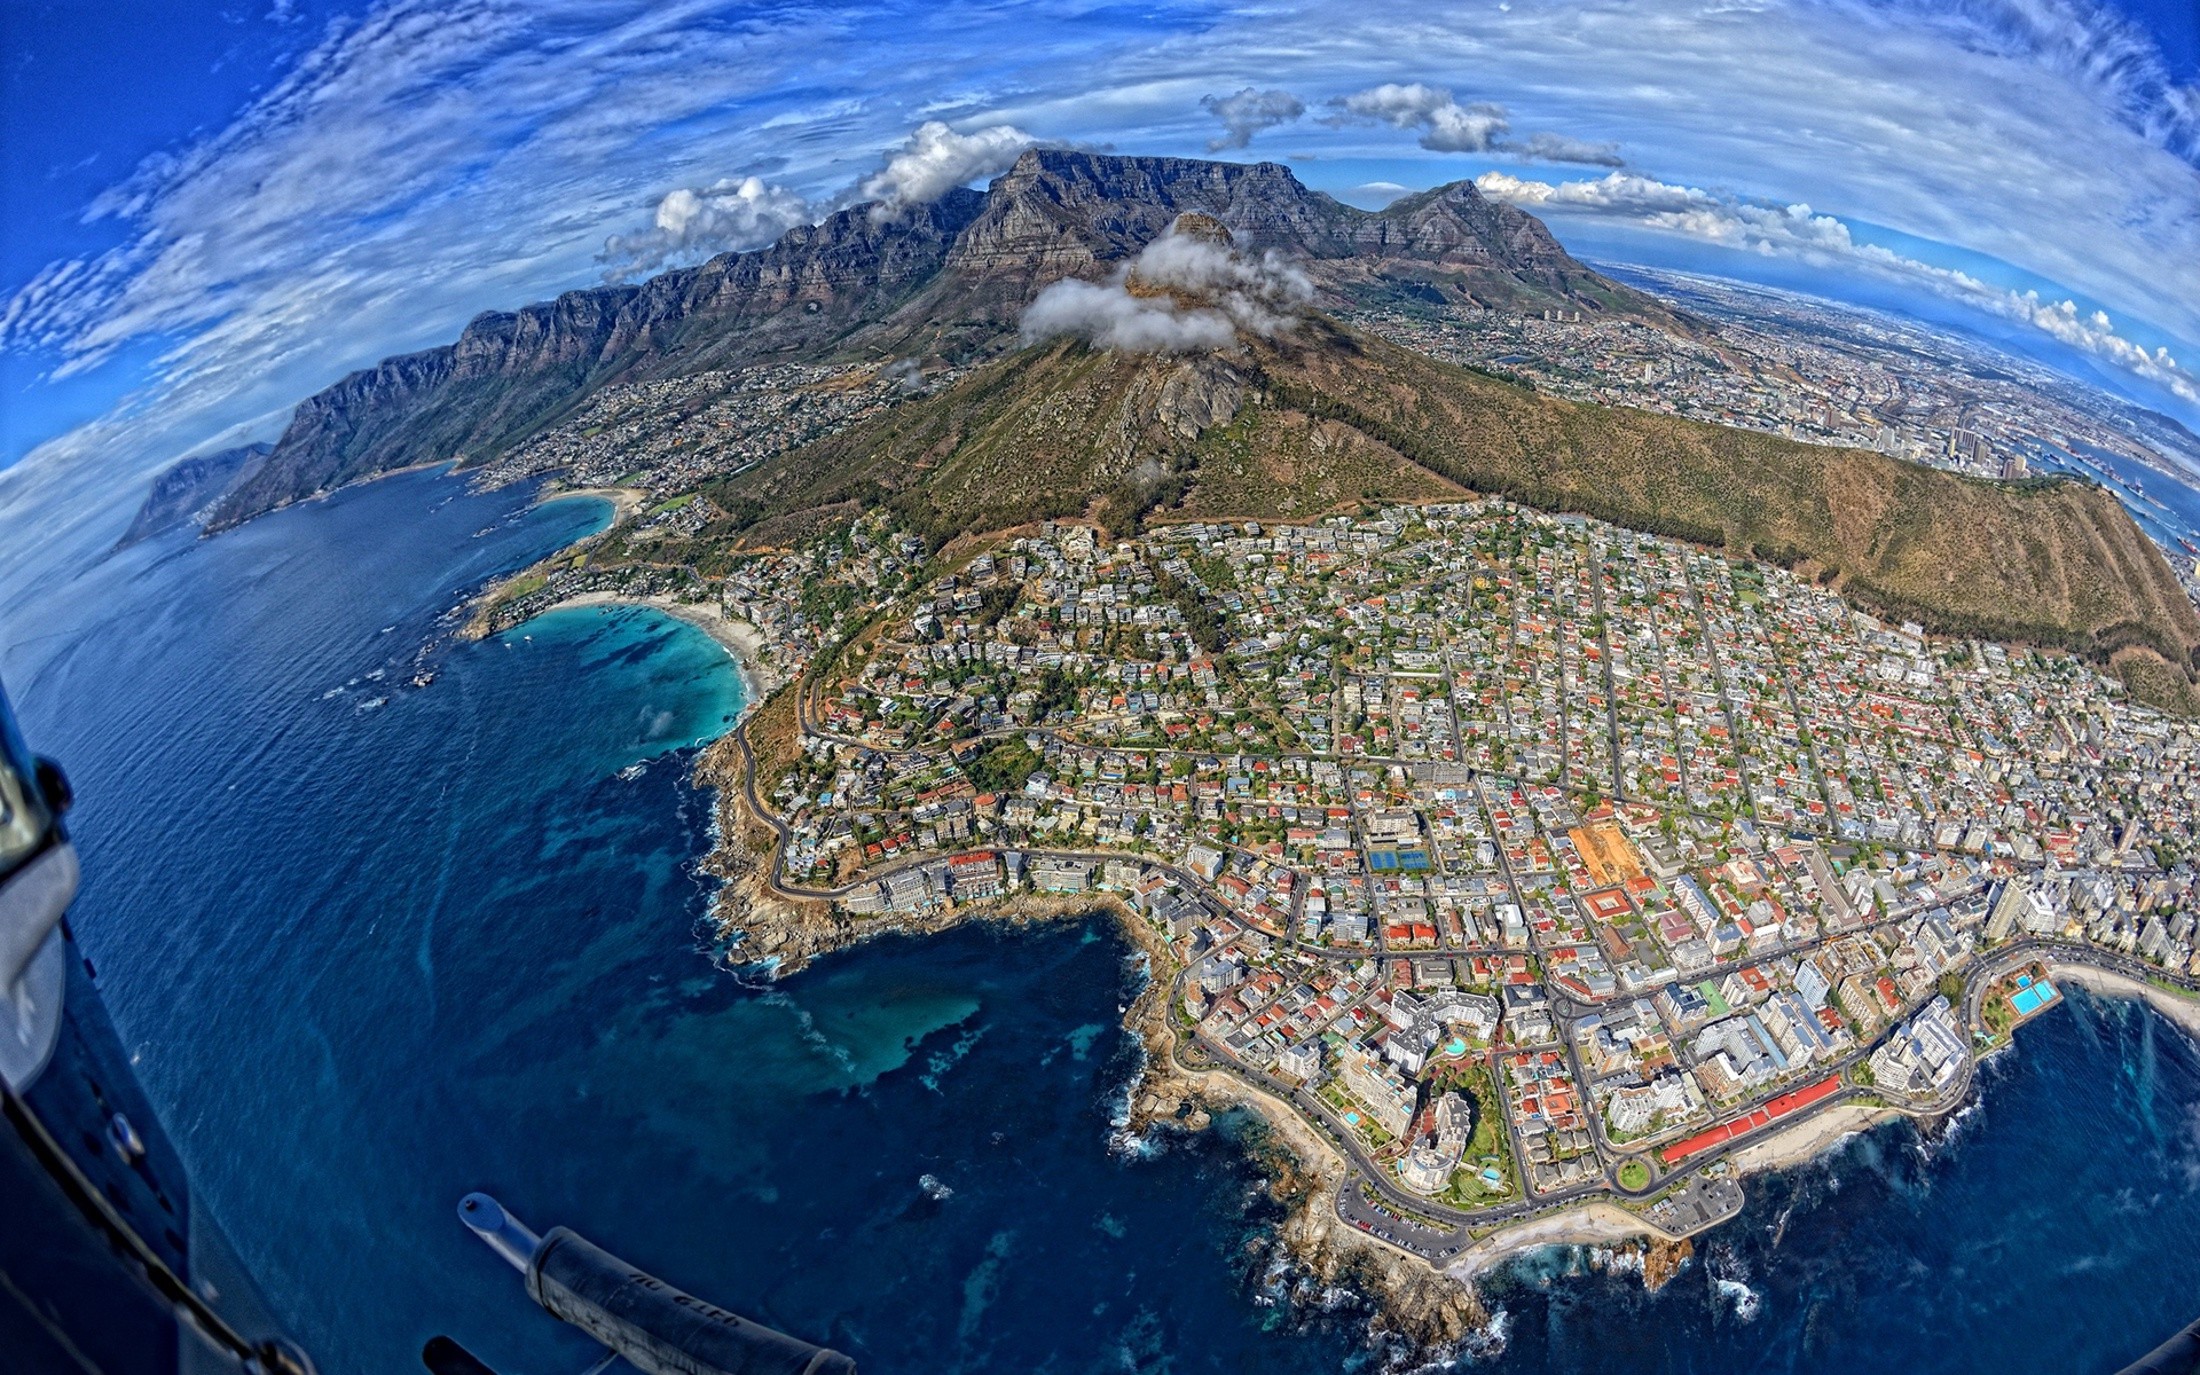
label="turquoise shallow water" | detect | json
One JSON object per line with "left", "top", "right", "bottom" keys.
{"left": 5, "top": 466, "right": 2200, "bottom": 1373}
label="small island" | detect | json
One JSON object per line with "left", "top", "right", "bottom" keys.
{"left": 474, "top": 491, "right": 2200, "bottom": 1345}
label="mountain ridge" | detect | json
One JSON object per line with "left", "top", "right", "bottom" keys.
{"left": 127, "top": 146, "right": 2200, "bottom": 707}
{"left": 192, "top": 150, "right": 1665, "bottom": 531}
{"left": 114, "top": 441, "right": 272, "bottom": 548}
{"left": 205, "top": 188, "right": 991, "bottom": 529}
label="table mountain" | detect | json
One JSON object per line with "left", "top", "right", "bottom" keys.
{"left": 187, "top": 150, "right": 1663, "bottom": 532}
{"left": 131, "top": 147, "right": 2200, "bottom": 707}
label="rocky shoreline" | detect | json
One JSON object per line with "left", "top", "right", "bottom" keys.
{"left": 616, "top": 613, "right": 2196, "bottom": 1362}
{"left": 1109, "top": 894, "right": 1499, "bottom": 1353}
{"left": 691, "top": 725, "right": 1507, "bottom": 1354}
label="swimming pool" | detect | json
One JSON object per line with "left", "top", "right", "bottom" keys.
{"left": 2010, "top": 980, "right": 2059, "bottom": 1016}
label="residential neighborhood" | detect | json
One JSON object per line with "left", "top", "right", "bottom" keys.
{"left": 683, "top": 496, "right": 2200, "bottom": 1249}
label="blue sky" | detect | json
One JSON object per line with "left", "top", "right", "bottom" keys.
{"left": 5, "top": 0, "right": 2200, "bottom": 528}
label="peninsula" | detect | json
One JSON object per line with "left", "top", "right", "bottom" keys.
{"left": 650, "top": 495, "right": 2200, "bottom": 1333}
{"left": 138, "top": 148, "right": 2200, "bottom": 1341}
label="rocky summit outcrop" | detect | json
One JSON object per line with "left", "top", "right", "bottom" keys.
{"left": 937, "top": 149, "right": 1635, "bottom": 301}
{"left": 882, "top": 149, "right": 1665, "bottom": 350}
{"left": 184, "top": 150, "right": 1658, "bottom": 532}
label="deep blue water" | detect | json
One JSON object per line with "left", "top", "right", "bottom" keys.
{"left": 1476, "top": 993, "right": 2200, "bottom": 1371}
{"left": 5, "top": 467, "right": 2200, "bottom": 1374}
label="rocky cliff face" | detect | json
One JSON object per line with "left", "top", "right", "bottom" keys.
{"left": 212, "top": 348, "right": 459, "bottom": 524}
{"left": 116, "top": 441, "right": 272, "bottom": 547}
{"left": 890, "top": 149, "right": 1660, "bottom": 344}
{"left": 204, "top": 190, "right": 985, "bottom": 530}
{"left": 606, "top": 186, "right": 988, "bottom": 366}
{"left": 197, "top": 152, "right": 1652, "bottom": 530}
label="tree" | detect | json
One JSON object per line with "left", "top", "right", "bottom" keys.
{"left": 966, "top": 740, "right": 1042, "bottom": 795}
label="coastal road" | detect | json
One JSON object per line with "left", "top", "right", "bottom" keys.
{"left": 1964, "top": 938, "right": 2200, "bottom": 1024}
{"left": 734, "top": 665, "right": 2200, "bottom": 1263}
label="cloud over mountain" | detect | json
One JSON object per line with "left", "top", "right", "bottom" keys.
{"left": 1021, "top": 217, "right": 1313, "bottom": 354}
{"left": 601, "top": 176, "right": 813, "bottom": 279}
{"left": 857, "top": 120, "right": 1035, "bottom": 212}
{"left": 599, "top": 119, "right": 1038, "bottom": 277}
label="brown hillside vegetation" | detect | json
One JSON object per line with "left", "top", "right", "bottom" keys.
{"left": 702, "top": 340, "right": 1459, "bottom": 540}
{"left": 703, "top": 314, "right": 2200, "bottom": 711}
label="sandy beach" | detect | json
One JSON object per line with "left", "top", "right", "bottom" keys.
{"left": 1444, "top": 1203, "right": 1672, "bottom": 1282}
{"left": 2049, "top": 963, "right": 2200, "bottom": 1042}
{"left": 1725, "top": 1101, "right": 1902, "bottom": 1176}
{"left": 536, "top": 484, "right": 647, "bottom": 525}
{"left": 548, "top": 591, "right": 781, "bottom": 702}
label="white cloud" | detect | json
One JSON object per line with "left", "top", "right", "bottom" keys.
{"left": 1200, "top": 87, "right": 1306, "bottom": 151}
{"left": 7, "top": 0, "right": 2200, "bottom": 578}
{"left": 2014, "top": 294, "right": 2199, "bottom": 403}
{"left": 1128, "top": 228, "right": 1314, "bottom": 335}
{"left": 1337, "top": 82, "right": 1509, "bottom": 152}
{"left": 1021, "top": 278, "right": 1242, "bottom": 354}
{"left": 1332, "top": 82, "right": 1621, "bottom": 164}
{"left": 855, "top": 120, "right": 1034, "bottom": 212}
{"left": 594, "top": 118, "right": 1032, "bottom": 279}
{"left": 601, "top": 176, "right": 813, "bottom": 279}
{"left": 1021, "top": 222, "right": 1313, "bottom": 354}
{"left": 1477, "top": 169, "right": 2200, "bottom": 405}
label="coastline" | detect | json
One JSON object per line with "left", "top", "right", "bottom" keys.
{"left": 534, "top": 483, "right": 647, "bottom": 526}
{"left": 1105, "top": 904, "right": 1497, "bottom": 1349}
{"left": 1443, "top": 1204, "right": 1676, "bottom": 1282}
{"left": 1724, "top": 1101, "right": 1904, "bottom": 1176}
{"left": 541, "top": 590, "right": 782, "bottom": 704}
{"left": 2048, "top": 962, "right": 2200, "bottom": 1042}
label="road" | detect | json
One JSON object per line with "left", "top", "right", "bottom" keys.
{"left": 728, "top": 660, "right": 2200, "bottom": 1267}
{"left": 1173, "top": 925, "right": 2195, "bottom": 1265}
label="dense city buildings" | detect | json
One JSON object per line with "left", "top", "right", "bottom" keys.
{"left": 661, "top": 493, "right": 2200, "bottom": 1244}
{"left": 457, "top": 278, "right": 2200, "bottom": 1256}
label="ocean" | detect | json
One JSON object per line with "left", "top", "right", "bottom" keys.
{"left": 6, "top": 466, "right": 2199, "bottom": 1374}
